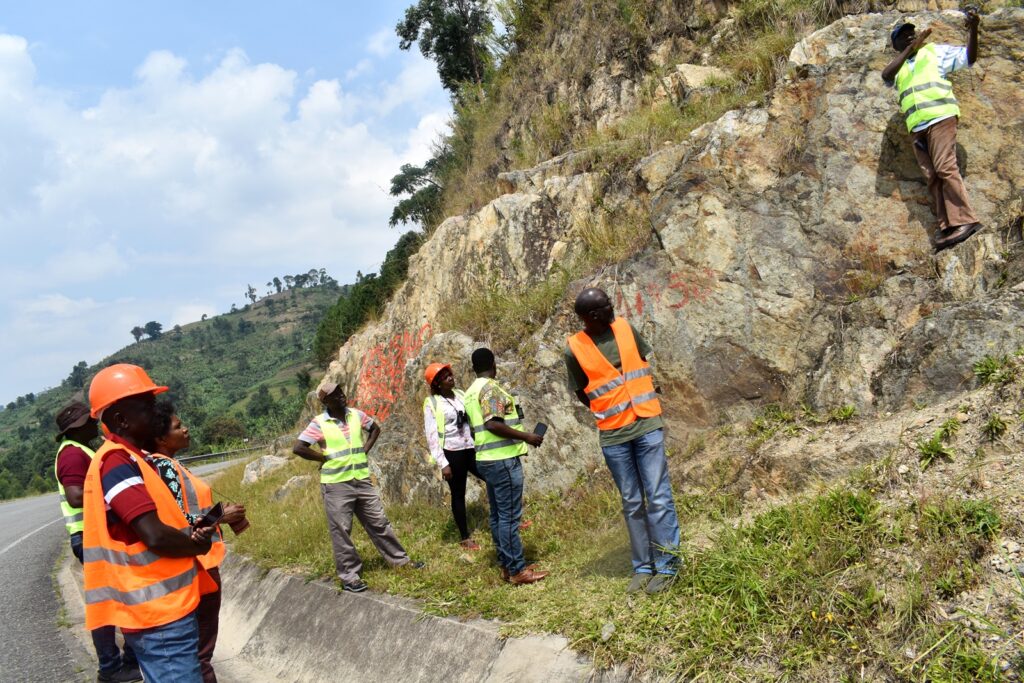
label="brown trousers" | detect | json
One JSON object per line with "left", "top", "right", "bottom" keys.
{"left": 322, "top": 479, "right": 410, "bottom": 584}
{"left": 910, "top": 116, "right": 978, "bottom": 230}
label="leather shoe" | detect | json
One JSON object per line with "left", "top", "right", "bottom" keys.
{"left": 508, "top": 567, "right": 549, "bottom": 585}
{"left": 501, "top": 563, "right": 538, "bottom": 582}
{"left": 935, "top": 222, "right": 982, "bottom": 252}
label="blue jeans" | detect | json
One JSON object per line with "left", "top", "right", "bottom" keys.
{"left": 601, "top": 428, "right": 680, "bottom": 575}
{"left": 70, "top": 534, "right": 138, "bottom": 675}
{"left": 123, "top": 612, "right": 203, "bottom": 683}
{"left": 477, "top": 457, "right": 526, "bottom": 575}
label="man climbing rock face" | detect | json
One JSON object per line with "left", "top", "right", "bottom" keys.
{"left": 881, "top": 10, "right": 983, "bottom": 252}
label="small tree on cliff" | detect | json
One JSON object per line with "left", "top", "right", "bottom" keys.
{"left": 396, "top": 0, "right": 493, "bottom": 95}
{"left": 389, "top": 156, "right": 448, "bottom": 231}
{"left": 131, "top": 326, "right": 145, "bottom": 343}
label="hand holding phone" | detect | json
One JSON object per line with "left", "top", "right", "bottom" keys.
{"left": 193, "top": 502, "right": 224, "bottom": 529}
{"left": 533, "top": 423, "right": 548, "bottom": 437}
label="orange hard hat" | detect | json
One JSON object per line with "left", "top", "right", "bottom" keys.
{"left": 88, "top": 364, "right": 169, "bottom": 418}
{"left": 424, "top": 362, "right": 452, "bottom": 386}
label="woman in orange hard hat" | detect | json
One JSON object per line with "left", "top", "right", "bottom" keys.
{"left": 422, "top": 362, "right": 483, "bottom": 550}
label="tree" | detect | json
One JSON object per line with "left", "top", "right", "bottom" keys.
{"left": 203, "top": 415, "right": 246, "bottom": 444}
{"left": 396, "top": 0, "right": 493, "bottom": 94}
{"left": 230, "top": 303, "right": 238, "bottom": 314}
{"left": 24, "top": 393, "right": 35, "bottom": 404}
{"left": 247, "top": 385, "right": 276, "bottom": 418}
{"left": 201, "top": 313, "right": 208, "bottom": 321}
{"left": 131, "top": 326, "right": 145, "bottom": 342}
{"left": 389, "top": 157, "right": 446, "bottom": 230}
{"left": 65, "top": 361, "right": 88, "bottom": 389}
{"left": 283, "top": 275, "right": 295, "bottom": 290}
{"left": 5, "top": 402, "right": 15, "bottom": 411}
{"left": 272, "top": 276, "right": 283, "bottom": 293}
{"left": 173, "top": 324, "right": 182, "bottom": 335}
{"left": 143, "top": 321, "right": 163, "bottom": 339}
{"left": 245, "top": 284, "right": 258, "bottom": 304}
{"left": 295, "top": 370, "right": 312, "bottom": 392}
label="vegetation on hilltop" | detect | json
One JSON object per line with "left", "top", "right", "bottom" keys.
{"left": 0, "top": 283, "right": 338, "bottom": 500}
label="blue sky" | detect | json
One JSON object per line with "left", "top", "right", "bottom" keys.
{"left": 0, "top": 2, "right": 451, "bottom": 402}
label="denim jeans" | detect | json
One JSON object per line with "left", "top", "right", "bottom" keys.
{"left": 477, "top": 457, "right": 526, "bottom": 575}
{"left": 123, "top": 612, "right": 203, "bottom": 683}
{"left": 70, "top": 534, "right": 138, "bottom": 675}
{"left": 600, "top": 428, "right": 680, "bottom": 575}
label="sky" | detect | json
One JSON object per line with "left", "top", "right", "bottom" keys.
{"left": 0, "top": 2, "right": 451, "bottom": 403}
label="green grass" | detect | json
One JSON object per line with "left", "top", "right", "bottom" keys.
{"left": 213, "top": 458, "right": 1005, "bottom": 679}
{"left": 973, "top": 355, "right": 1016, "bottom": 386}
{"left": 981, "top": 414, "right": 1009, "bottom": 443}
{"left": 917, "top": 433, "right": 956, "bottom": 471}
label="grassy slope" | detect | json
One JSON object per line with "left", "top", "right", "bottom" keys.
{"left": 0, "top": 286, "right": 337, "bottom": 499}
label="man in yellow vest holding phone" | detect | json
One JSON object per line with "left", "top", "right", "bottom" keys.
{"left": 882, "top": 9, "right": 983, "bottom": 252}
{"left": 292, "top": 381, "right": 422, "bottom": 593}
{"left": 565, "top": 288, "right": 681, "bottom": 595}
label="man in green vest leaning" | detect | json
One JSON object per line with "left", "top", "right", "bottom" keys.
{"left": 464, "top": 348, "right": 548, "bottom": 585}
{"left": 882, "top": 10, "right": 983, "bottom": 252}
{"left": 54, "top": 401, "right": 141, "bottom": 682}
{"left": 292, "top": 381, "right": 422, "bottom": 593}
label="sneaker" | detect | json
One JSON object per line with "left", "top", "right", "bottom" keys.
{"left": 626, "top": 573, "right": 652, "bottom": 595}
{"left": 343, "top": 579, "right": 368, "bottom": 593}
{"left": 97, "top": 664, "right": 142, "bottom": 683}
{"left": 645, "top": 573, "right": 677, "bottom": 595}
{"left": 509, "top": 567, "right": 549, "bottom": 585}
{"left": 459, "top": 539, "right": 481, "bottom": 551}
{"left": 935, "top": 222, "right": 982, "bottom": 252}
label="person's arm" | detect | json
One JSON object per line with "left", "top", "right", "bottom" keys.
{"left": 483, "top": 418, "right": 543, "bottom": 447}
{"left": 882, "top": 28, "right": 932, "bottom": 82}
{"left": 423, "top": 402, "right": 451, "bottom": 478}
{"left": 965, "top": 9, "right": 979, "bottom": 65}
{"left": 64, "top": 485, "right": 84, "bottom": 509}
{"left": 221, "top": 503, "right": 246, "bottom": 525}
{"left": 363, "top": 422, "right": 381, "bottom": 454}
{"left": 292, "top": 439, "right": 326, "bottom": 463}
{"left": 130, "top": 511, "right": 212, "bottom": 557}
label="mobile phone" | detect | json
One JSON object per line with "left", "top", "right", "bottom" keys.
{"left": 533, "top": 423, "right": 548, "bottom": 437}
{"left": 193, "top": 502, "right": 224, "bottom": 528}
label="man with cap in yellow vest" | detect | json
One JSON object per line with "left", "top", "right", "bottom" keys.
{"left": 565, "top": 288, "right": 681, "bottom": 595}
{"left": 54, "top": 401, "right": 141, "bottom": 683}
{"left": 882, "top": 9, "right": 983, "bottom": 252}
{"left": 292, "top": 381, "right": 422, "bottom": 593}
{"left": 463, "top": 348, "right": 548, "bottom": 585}
{"left": 84, "top": 364, "right": 217, "bottom": 683}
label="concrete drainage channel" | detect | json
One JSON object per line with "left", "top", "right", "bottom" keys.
{"left": 59, "top": 553, "right": 627, "bottom": 682}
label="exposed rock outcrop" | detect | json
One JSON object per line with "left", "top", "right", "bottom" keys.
{"left": 325, "top": 10, "right": 1024, "bottom": 504}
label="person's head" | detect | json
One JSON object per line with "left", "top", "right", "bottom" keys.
{"left": 574, "top": 287, "right": 615, "bottom": 332}
{"left": 891, "top": 21, "right": 916, "bottom": 52}
{"left": 153, "top": 400, "right": 190, "bottom": 456}
{"left": 55, "top": 401, "right": 99, "bottom": 444}
{"left": 424, "top": 363, "right": 455, "bottom": 395}
{"left": 317, "top": 381, "right": 347, "bottom": 414}
{"left": 102, "top": 393, "right": 160, "bottom": 447}
{"left": 471, "top": 348, "right": 496, "bottom": 377}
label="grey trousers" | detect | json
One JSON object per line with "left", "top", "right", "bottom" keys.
{"left": 321, "top": 479, "right": 410, "bottom": 584}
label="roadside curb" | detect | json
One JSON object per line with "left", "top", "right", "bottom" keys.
{"left": 58, "top": 550, "right": 628, "bottom": 682}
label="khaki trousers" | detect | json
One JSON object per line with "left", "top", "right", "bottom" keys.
{"left": 321, "top": 479, "right": 410, "bottom": 584}
{"left": 910, "top": 116, "right": 978, "bottom": 230}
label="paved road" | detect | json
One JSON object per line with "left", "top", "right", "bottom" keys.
{"left": 0, "top": 458, "right": 247, "bottom": 682}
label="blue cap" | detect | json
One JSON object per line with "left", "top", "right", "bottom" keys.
{"left": 890, "top": 21, "right": 915, "bottom": 48}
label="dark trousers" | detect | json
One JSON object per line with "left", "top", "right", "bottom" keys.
{"left": 444, "top": 448, "right": 483, "bottom": 540}
{"left": 70, "top": 533, "right": 138, "bottom": 675}
{"left": 197, "top": 568, "right": 221, "bottom": 683}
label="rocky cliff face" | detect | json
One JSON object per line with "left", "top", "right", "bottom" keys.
{"left": 322, "top": 9, "right": 1024, "bottom": 504}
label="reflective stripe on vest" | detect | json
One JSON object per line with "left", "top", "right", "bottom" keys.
{"left": 895, "top": 44, "right": 960, "bottom": 132}
{"left": 464, "top": 378, "right": 528, "bottom": 462}
{"left": 423, "top": 389, "right": 466, "bottom": 451}
{"left": 83, "top": 441, "right": 201, "bottom": 630}
{"left": 55, "top": 439, "right": 96, "bottom": 536}
{"left": 567, "top": 317, "right": 663, "bottom": 431}
{"left": 149, "top": 454, "right": 226, "bottom": 570}
{"left": 317, "top": 411, "right": 369, "bottom": 483}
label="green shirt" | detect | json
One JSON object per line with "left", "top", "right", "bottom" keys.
{"left": 563, "top": 322, "right": 664, "bottom": 447}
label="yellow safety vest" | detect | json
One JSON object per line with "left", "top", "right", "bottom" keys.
{"left": 895, "top": 43, "right": 960, "bottom": 132}
{"left": 316, "top": 411, "right": 369, "bottom": 484}
{"left": 464, "top": 378, "right": 527, "bottom": 462}
{"left": 55, "top": 439, "right": 95, "bottom": 536}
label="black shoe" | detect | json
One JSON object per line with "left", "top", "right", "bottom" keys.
{"left": 406, "top": 560, "right": 425, "bottom": 570}
{"left": 935, "top": 222, "right": 983, "bottom": 252}
{"left": 97, "top": 664, "right": 142, "bottom": 683}
{"left": 343, "top": 579, "right": 368, "bottom": 593}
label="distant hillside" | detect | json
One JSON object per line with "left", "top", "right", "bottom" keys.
{"left": 0, "top": 285, "right": 337, "bottom": 499}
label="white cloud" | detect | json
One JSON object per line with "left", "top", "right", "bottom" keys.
{"left": 367, "top": 27, "right": 395, "bottom": 58}
{"left": 0, "top": 32, "right": 449, "bottom": 401}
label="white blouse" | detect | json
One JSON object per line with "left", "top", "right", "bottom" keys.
{"left": 423, "top": 394, "right": 475, "bottom": 469}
